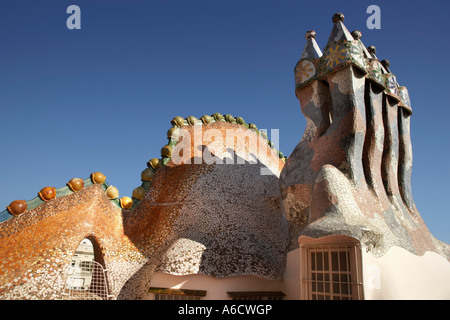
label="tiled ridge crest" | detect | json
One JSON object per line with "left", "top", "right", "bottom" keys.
{"left": 0, "top": 113, "right": 286, "bottom": 222}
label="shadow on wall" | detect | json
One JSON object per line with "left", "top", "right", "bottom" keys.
{"left": 118, "top": 145, "right": 288, "bottom": 299}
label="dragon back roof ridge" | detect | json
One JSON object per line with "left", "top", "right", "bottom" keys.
{"left": 1, "top": 11, "right": 449, "bottom": 301}
{"left": 0, "top": 113, "right": 286, "bottom": 222}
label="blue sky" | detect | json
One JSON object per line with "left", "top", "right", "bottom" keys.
{"left": 0, "top": 0, "right": 449, "bottom": 244}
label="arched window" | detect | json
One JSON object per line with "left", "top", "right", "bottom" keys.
{"left": 64, "top": 237, "right": 112, "bottom": 300}
{"left": 299, "top": 235, "right": 364, "bottom": 300}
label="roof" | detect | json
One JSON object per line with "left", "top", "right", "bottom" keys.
{"left": 1, "top": 113, "right": 286, "bottom": 222}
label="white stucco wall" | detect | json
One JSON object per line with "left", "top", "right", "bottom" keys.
{"left": 362, "top": 246, "right": 450, "bottom": 300}
{"left": 284, "top": 244, "right": 450, "bottom": 300}
{"left": 144, "top": 246, "right": 450, "bottom": 300}
{"left": 145, "top": 272, "right": 284, "bottom": 300}
{"left": 284, "top": 249, "right": 301, "bottom": 300}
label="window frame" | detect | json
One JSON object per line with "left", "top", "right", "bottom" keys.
{"left": 148, "top": 287, "right": 207, "bottom": 300}
{"left": 227, "top": 291, "right": 286, "bottom": 300}
{"left": 299, "top": 235, "right": 364, "bottom": 300}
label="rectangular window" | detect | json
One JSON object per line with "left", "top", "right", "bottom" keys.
{"left": 227, "top": 292, "right": 285, "bottom": 300}
{"left": 154, "top": 293, "right": 201, "bottom": 300}
{"left": 148, "top": 287, "right": 206, "bottom": 300}
{"left": 301, "top": 241, "right": 363, "bottom": 300}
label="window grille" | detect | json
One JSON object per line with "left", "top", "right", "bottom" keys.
{"left": 154, "top": 293, "right": 202, "bottom": 300}
{"left": 63, "top": 260, "right": 112, "bottom": 300}
{"left": 301, "top": 241, "right": 363, "bottom": 300}
{"left": 227, "top": 291, "right": 285, "bottom": 300}
{"left": 148, "top": 287, "right": 207, "bottom": 300}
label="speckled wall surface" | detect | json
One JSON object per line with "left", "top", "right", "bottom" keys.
{"left": 0, "top": 183, "right": 148, "bottom": 299}
{"left": 1, "top": 12, "right": 449, "bottom": 301}
{"left": 152, "top": 122, "right": 288, "bottom": 279}
{"left": 0, "top": 118, "right": 286, "bottom": 300}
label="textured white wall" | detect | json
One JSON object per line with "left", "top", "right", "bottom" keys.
{"left": 362, "top": 246, "right": 450, "bottom": 299}
{"left": 283, "top": 249, "right": 301, "bottom": 300}
{"left": 145, "top": 272, "right": 284, "bottom": 300}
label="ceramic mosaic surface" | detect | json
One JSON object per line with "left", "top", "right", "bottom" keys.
{"left": 281, "top": 13, "right": 449, "bottom": 259}
{"left": 0, "top": 113, "right": 286, "bottom": 299}
{"left": 0, "top": 12, "right": 448, "bottom": 300}
{"left": 293, "top": 13, "right": 411, "bottom": 113}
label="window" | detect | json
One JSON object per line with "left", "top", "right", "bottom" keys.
{"left": 79, "top": 261, "right": 93, "bottom": 273}
{"left": 227, "top": 292, "right": 285, "bottom": 300}
{"left": 300, "top": 236, "right": 363, "bottom": 300}
{"left": 154, "top": 293, "right": 201, "bottom": 300}
{"left": 64, "top": 238, "right": 112, "bottom": 300}
{"left": 148, "top": 287, "right": 207, "bottom": 300}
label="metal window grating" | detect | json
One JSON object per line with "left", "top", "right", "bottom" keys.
{"left": 63, "top": 260, "right": 112, "bottom": 300}
{"left": 227, "top": 291, "right": 286, "bottom": 300}
{"left": 154, "top": 294, "right": 202, "bottom": 300}
{"left": 302, "top": 244, "right": 363, "bottom": 300}
{"left": 148, "top": 287, "right": 207, "bottom": 300}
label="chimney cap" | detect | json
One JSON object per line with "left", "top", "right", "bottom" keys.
{"left": 305, "top": 30, "right": 316, "bottom": 39}
{"left": 351, "top": 30, "right": 362, "bottom": 40}
{"left": 332, "top": 12, "right": 345, "bottom": 23}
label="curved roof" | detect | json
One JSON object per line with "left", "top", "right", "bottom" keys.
{"left": 145, "top": 120, "right": 289, "bottom": 278}
{"left": 1, "top": 112, "right": 286, "bottom": 222}
{"left": 0, "top": 113, "right": 289, "bottom": 279}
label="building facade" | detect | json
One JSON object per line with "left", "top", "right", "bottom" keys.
{"left": 0, "top": 13, "right": 449, "bottom": 300}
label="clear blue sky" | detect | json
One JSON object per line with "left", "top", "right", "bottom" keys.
{"left": 0, "top": 0, "right": 449, "bottom": 244}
